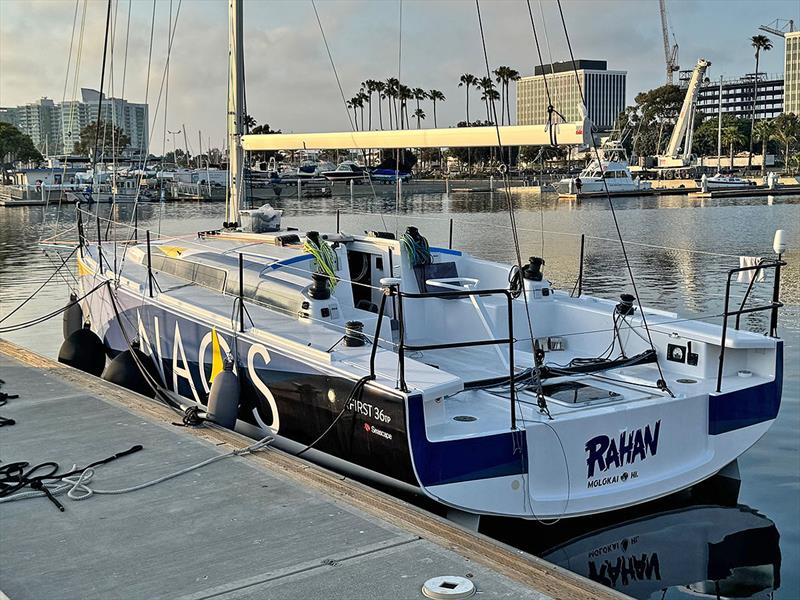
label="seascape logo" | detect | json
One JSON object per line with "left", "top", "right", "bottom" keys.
{"left": 364, "top": 422, "right": 392, "bottom": 440}
{"left": 585, "top": 421, "right": 661, "bottom": 479}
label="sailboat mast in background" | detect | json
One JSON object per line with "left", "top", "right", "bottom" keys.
{"left": 226, "top": 0, "right": 244, "bottom": 227}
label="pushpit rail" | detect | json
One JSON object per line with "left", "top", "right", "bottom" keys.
{"left": 370, "top": 283, "right": 518, "bottom": 430}
{"left": 716, "top": 259, "right": 785, "bottom": 393}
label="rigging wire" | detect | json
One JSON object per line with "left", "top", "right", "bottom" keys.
{"left": 120, "top": 0, "right": 132, "bottom": 101}
{"left": 159, "top": 0, "right": 174, "bottom": 238}
{"left": 525, "top": 0, "right": 556, "bottom": 257}
{"left": 43, "top": 0, "right": 87, "bottom": 246}
{"left": 536, "top": 0, "right": 561, "bottom": 108}
{"left": 474, "top": 0, "right": 547, "bottom": 422}
{"left": 394, "top": 0, "right": 403, "bottom": 237}
{"left": 0, "top": 281, "right": 105, "bottom": 335}
{"left": 0, "top": 247, "right": 79, "bottom": 326}
{"left": 118, "top": 0, "right": 182, "bottom": 278}
{"left": 554, "top": 0, "right": 673, "bottom": 396}
{"left": 309, "top": 0, "right": 388, "bottom": 232}
{"left": 90, "top": 0, "right": 113, "bottom": 172}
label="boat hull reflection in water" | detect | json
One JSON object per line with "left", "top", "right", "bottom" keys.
{"left": 541, "top": 504, "right": 780, "bottom": 599}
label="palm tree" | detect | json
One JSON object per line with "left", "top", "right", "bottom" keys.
{"left": 478, "top": 77, "right": 497, "bottom": 121}
{"left": 753, "top": 119, "right": 775, "bottom": 176}
{"left": 493, "top": 66, "right": 511, "bottom": 125}
{"left": 412, "top": 88, "right": 427, "bottom": 118}
{"left": 428, "top": 89, "right": 445, "bottom": 127}
{"left": 385, "top": 78, "right": 399, "bottom": 129}
{"left": 357, "top": 91, "right": 368, "bottom": 131}
{"left": 413, "top": 108, "right": 426, "bottom": 129}
{"left": 721, "top": 124, "right": 746, "bottom": 169}
{"left": 243, "top": 114, "right": 257, "bottom": 132}
{"left": 373, "top": 80, "right": 386, "bottom": 129}
{"left": 506, "top": 68, "right": 520, "bottom": 126}
{"left": 772, "top": 118, "right": 797, "bottom": 168}
{"left": 748, "top": 35, "right": 773, "bottom": 171}
{"left": 398, "top": 85, "right": 412, "bottom": 129}
{"left": 362, "top": 80, "right": 374, "bottom": 131}
{"left": 458, "top": 73, "right": 477, "bottom": 124}
{"left": 346, "top": 97, "right": 359, "bottom": 131}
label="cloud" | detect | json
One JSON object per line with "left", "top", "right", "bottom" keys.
{"left": 1, "top": 0, "right": 796, "bottom": 153}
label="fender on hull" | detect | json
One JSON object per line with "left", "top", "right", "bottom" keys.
{"left": 93, "top": 286, "right": 419, "bottom": 486}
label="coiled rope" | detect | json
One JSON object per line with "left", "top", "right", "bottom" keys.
{"left": 400, "top": 230, "right": 432, "bottom": 267}
{"left": 0, "top": 436, "right": 272, "bottom": 509}
{"left": 303, "top": 236, "right": 339, "bottom": 288}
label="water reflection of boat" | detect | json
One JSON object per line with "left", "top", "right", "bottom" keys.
{"left": 540, "top": 504, "right": 780, "bottom": 599}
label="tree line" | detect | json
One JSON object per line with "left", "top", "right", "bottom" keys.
{"left": 346, "top": 66, "right": 521, "bottom": 131}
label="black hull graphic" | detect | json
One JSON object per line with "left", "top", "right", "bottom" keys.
{"left": 99, "top": 288, "right": 418, "bottom": 486}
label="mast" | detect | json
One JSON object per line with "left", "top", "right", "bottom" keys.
{"left": 226, "top": 0, "right": 244, "bottom": 227}
{"left": 717, "top": 75, "right": 722, "bottom": 173}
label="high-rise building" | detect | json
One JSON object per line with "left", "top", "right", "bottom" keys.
{"left": 516, "top": 60, "right": 626, "bottom": 131}
{"left": 785, "top": 31, "right": 800, "bottom": 115}
{"left": 693, "top": 74, "right": 784, "bottom": 119}
{"left": 0, "top": 97, "right": 60, "bottom": 153}
{"left": 0, "top": 88, "right": 148, "bottom": 156}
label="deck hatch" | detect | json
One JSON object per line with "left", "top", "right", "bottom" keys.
{"left": 543, "top": 381, "right": 621, "bottom": 404}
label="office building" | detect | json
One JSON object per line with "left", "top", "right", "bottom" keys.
{"left": 0, "top": 88, "right": 148, "bottom": 156}
{"left": 693, "top": 73, "right": 784, "bottom": 119}
{"left": 785, "top": 31, "right": 800, "bottom": 115}
{"left": 516, "top": 60, "right": 626, "bottom": 131}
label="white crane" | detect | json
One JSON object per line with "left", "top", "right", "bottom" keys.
{"left": 657, "top": 58, "right": 711, "bottom": 169}
{"left": 758, "top": 18, "right": 795, "bottom": 39}
{"left": 659, "top": 0, "right": 680, "bottom": 85}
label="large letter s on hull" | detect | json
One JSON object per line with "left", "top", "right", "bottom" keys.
{"left": 247, "top": 343, "right": 280, "bottom": 434}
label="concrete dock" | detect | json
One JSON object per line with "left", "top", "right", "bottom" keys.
{"left": 0, "top": 340, "right": 622, "bottom": 600}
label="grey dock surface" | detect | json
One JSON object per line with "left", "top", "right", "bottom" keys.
{"left": 0, "top": 340, "right": 623, "bottom": 600}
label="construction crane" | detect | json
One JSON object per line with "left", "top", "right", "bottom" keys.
{"left": 659, "top": 0, "right": 680, "bottom": 85}
{"left": 758, "top": 18, "right": 795, "bottom": 38}
{"left": 656, "top": 58, "right": 711, "bottom": 170}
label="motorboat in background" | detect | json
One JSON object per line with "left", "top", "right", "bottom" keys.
{"left": 699, "top": 172, "right": 757, "bottom": 190}
{"left": 369, "top": 151, "right": 416, "bottom": 183}
{"left": 321, "top": 161, "right": 369, "bottom": 182}
{"left": 556, "top": 142, "right": 651, "bottom": 195}
{"left": 370, "top": 168, "right": 412, "bottom": 183}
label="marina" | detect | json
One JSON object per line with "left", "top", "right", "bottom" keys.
{"left": 3, "top": 189, "right": 798, "bottom": 599}
{"left": 2, "top": 0, "right": 799, "bottom": 598}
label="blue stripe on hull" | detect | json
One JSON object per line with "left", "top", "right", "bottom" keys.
{"left": 709, "top": 342, "right": 783, "bottom": 435}
{"left": 406, "top": 394, "right": 527, "bottom": 486}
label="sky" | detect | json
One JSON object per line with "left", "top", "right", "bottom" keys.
{"left": 1, "top": 0, "right": 798, "bottom": 153}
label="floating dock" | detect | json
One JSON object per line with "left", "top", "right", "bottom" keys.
{"left": 0, "top": 340, "right": 621, "bottom": 600}
{"left": 688, "top": 186, "right": 800, "bottom": 198}
{"left": 560, "top": 183, "right": 800, "bottom": 201}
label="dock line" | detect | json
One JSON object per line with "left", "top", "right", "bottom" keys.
{"left": 0, "top": 435, "right": 273, "bottom": 508}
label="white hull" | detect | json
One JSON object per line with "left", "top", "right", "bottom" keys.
{"left": 74, "top": 220, "right": 783, "bottom": 520}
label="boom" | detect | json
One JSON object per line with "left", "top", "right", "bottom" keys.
{"left": 242, "top": 122, "right": 590, "bottom": 151}
{"left": 659, "top": 0, "right": 680, "bottom": 84}
{"left": 664, "top": 58, "right": 710, "bottom": 159}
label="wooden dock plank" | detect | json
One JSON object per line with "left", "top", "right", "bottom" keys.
{"left": 0, "top": 339, "right": 625, "bottom": 600}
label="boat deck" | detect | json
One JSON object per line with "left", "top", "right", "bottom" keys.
{"left": 0, "top": 340, "right": 622, "bottom": 600}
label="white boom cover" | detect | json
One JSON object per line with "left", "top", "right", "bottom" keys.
{"left": 241, "top": 122, "right": 589, "bottom": 151}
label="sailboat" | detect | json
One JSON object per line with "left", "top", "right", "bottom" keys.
{"left": 72, "top": 0, "right": 785, "bottom": 524}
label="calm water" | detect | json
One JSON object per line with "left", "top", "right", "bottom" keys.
{"left": 1, "top": 191, "right": 799, "bottom": 599}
